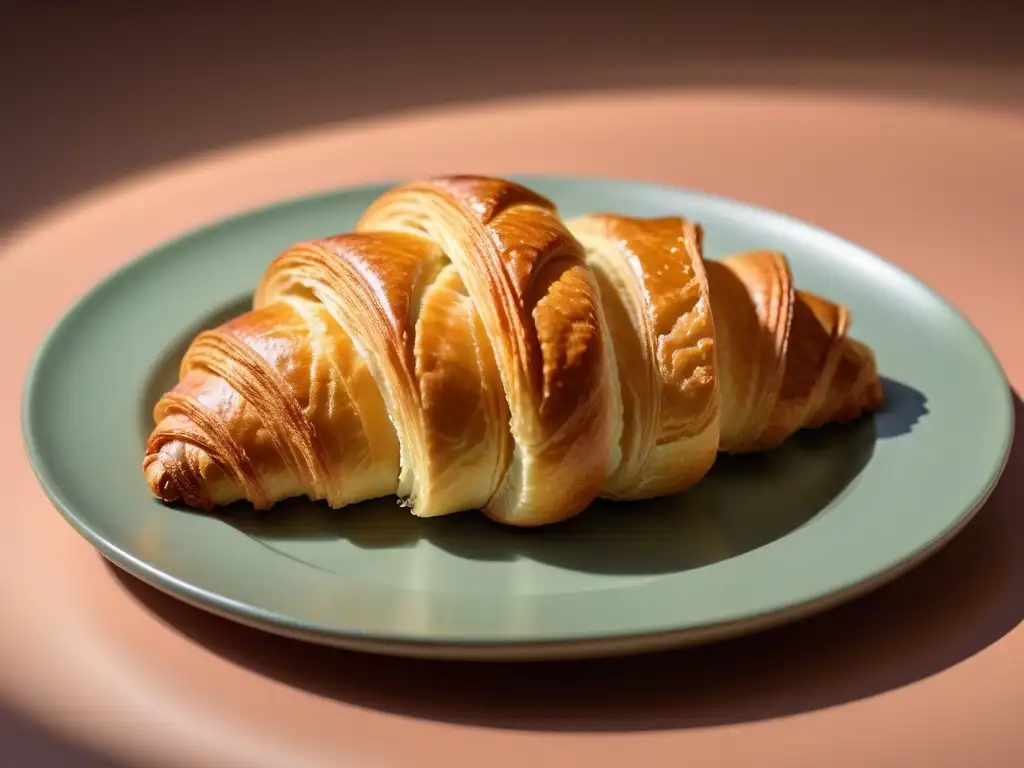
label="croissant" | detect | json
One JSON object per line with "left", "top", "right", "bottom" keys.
{"left": 143, "top": 176, "right": 883, "bottom": 527}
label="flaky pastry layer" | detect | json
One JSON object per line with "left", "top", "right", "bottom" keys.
{"left": 144, "top": 176, "right": 883, "bottom": 526}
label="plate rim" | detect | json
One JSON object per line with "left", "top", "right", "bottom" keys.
{"left": 20, "top": 175, "right": 1017, "bottom": 660}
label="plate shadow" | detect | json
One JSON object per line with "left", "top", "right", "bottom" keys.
{"left": 875, "top": 376, "right": 929, "bottom": 438}
{"left": 211, "top": 413, "right": 877, "bottom": 578}
{"left": 185, "top": 376, "right": 915, "bottom": 579}
{"left": 110, "top": 387, "right": 1024, "bottom": 735}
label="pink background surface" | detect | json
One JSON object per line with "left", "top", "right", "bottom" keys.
{"left": 2, "top": 5, "right": 1023, "bottom": 767}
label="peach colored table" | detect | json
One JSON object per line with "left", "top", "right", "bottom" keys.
{"left": 2, "top": 90, "right": 1022, "bottom": 767}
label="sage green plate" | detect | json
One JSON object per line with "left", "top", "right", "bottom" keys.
{"left": 22, "top": 177, "right": 1014, "bottom": 661}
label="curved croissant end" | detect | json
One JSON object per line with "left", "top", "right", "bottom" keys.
{"left": 705, "top": 249, "right": 882, "bottom": 452}
{"left": 142, "top": 297, "right": 401, "bottom": 511}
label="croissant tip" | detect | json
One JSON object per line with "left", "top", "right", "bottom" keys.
{"left": 145, "top": 454, "right": 215, "bottom": 511}
{"left": 829, "top": 378, "right": 885, "bottom": 425}
{"left": 867, "top": 377, "right": 885, "bottom": 411}
{"left": 145, "top": 457, "right": 182, "bottom": 504}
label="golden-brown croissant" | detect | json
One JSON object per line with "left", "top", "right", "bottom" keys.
{"left": 143, "top": 176, "right": 883, "bottom": 527}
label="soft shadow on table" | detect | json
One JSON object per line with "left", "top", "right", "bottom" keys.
{"left": 3, "top": 4, "right": 1023, "bottom": 234}
{"left": 110, "top": 383, "right": 1015, "bottom": 735}
{"left": 0, "top": 703, "right": 124, "bottom": 768}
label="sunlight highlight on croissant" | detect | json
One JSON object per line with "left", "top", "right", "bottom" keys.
{"left": 143, "top": 175, "right": 883, "bottom": 527}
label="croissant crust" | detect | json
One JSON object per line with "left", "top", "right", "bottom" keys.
{"left": 143, "top": 176, "right": 883, "bottom": 526}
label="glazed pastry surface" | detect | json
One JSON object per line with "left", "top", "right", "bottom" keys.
{"left": 144, "top": 176, "right": 883, "bottom": 526}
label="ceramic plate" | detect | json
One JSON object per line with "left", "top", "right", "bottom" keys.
{"left": 22, "top": 176, "right": 1014, "bottom": 661}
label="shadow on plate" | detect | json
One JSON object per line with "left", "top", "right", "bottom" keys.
{"left": 110, "top": 384, "right": 1023, "bottom": 736}
{"left": 177, "top": 376, "right": 921, "bottom": 579}
{"left": 874, "top": 376, "right": 928, "bottom": 438}
{"left": 214, "top": 414, "right": 878, "bottom": 577}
